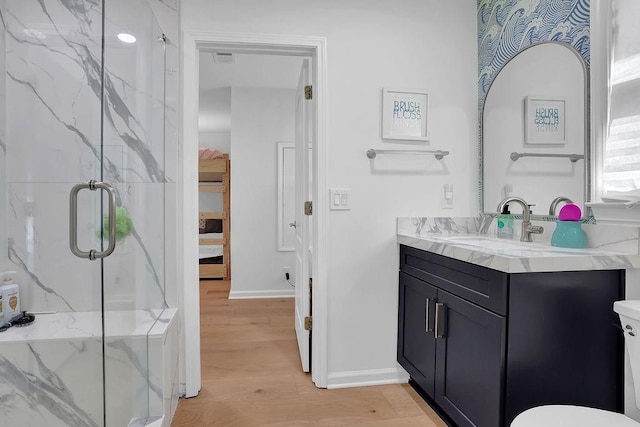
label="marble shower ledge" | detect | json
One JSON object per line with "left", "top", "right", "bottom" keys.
{"left": 397, "top": 217, "right": 640, "bottom": 274}
{"left": 0, "top": 308, "right": 177, "bottom": 344}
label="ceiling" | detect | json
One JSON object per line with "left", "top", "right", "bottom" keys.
{"left": 198, "top": 52, "right": 303, "bottom": 133}
{"left": 199, "top": 52, "right": 303, "bottom": 91}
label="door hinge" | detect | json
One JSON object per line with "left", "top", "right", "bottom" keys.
{"left": 304, "top": 85, "right": 312, "bottom": 100}
{"left": 304, "top": 316, "right": 312, "bottom": 331}
{"left": 304, "top": 201, "right": 312, "bottom": 216}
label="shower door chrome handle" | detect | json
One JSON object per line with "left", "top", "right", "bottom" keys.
{"left": 92, "top": 181, "right": 117, "bottom": 259}
{"left": 69, "top": 180, "right": 117, "bottom": 260}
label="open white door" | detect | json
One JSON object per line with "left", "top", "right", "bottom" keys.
{"left": 294, "top": 58, "right": 312, "bottom": 372}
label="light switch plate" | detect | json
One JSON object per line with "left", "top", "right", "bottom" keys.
{"left": 330, "top": 188, "right": 351, "bottom": 210}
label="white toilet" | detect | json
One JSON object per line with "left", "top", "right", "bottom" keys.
{"left": 511, "top": 300, "right": 640, "bottom": 427}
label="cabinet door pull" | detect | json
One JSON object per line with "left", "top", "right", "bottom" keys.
{"left": 435, "top": 303, "right": 447, "bottom": 339}
{"left": 425, "top": 298, "right": 433, "bottom": 332}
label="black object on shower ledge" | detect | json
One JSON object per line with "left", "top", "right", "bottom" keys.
{"left": 0, "top": 311, "right": 35, "bottom": 332}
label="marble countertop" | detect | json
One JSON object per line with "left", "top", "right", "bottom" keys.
{"left": 398, "top": 217, "right": 640, "bottom": 273}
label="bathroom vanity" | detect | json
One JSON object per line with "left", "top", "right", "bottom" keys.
{"left": 397, "top": 217, "right": 640, "bottom": 427}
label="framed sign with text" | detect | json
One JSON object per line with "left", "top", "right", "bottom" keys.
{"left": 382, "top": 88, "right": 429, "bottom": 141}
{"left": 524, "top": 96, "right": 566, "bottom": 144}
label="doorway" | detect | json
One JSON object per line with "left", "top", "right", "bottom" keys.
{"left": 180, "top": 32, "right": 328, "bottom": 396}
{"left": 198, "top": 51, "right": 303, "bottom": 298}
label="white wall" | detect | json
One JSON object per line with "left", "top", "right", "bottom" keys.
{"left": 182, "top": 0, "right": 478, "bottom": 387}
{"left": 229, "top": 87, "right": 296, "bottom": 297}
{"left": 198, "top": 86, "right": 231, "bottom": 152}
{"left": 199, "top": 131, "right": 230, "bottom": 152}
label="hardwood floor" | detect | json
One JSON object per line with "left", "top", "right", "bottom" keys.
{"left": 171, "top": 280, "right": 446, "bottom": 426}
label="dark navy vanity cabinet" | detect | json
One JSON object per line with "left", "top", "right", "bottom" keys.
{"left": 398, "top": 245, "right": 624, "bottom": 427}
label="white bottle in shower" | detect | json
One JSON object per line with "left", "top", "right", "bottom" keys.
{"left": 0, "top": 271, "right": 20, "bottom": 324}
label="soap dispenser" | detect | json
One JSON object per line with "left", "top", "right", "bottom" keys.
{"left": 551, "top": 204, "right": 587, "bottom": 248}
{"left": 496, "top": 205, "right": 514, "bottom": 239}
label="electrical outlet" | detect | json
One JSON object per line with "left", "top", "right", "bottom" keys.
{"left": 441, "top": 184, "right": 454, "bottom": 209}
{"left": 503, "top": 184, "right": 513, "bottom": 198}
{"left": 283, "top": 266, "right": 291, "bottom": 281}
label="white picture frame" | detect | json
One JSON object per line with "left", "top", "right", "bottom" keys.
{"left": 277, "top": 142, "right": 295, "bottom": 252}
{"left": 382, "top": 88, "right": 429, "bottom": 141}
{"left": 524, "top": 96, "right": 567, "bottom": 144}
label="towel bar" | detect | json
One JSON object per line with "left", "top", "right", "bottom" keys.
{"left": 366, "top": 149, "right": 449, "bottom": 160}
{"left": 510, "top": 152, "right": 584, "bottom": 163}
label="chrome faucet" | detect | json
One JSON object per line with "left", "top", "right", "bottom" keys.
{"left": 549, "top": 196, "right": 573, "bottom": 216}
{"left": 497, "top": 197, "right": 544, "bottom": 242}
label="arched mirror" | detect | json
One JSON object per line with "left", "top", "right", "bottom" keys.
{"left": 480, "top": 42, "right": 590, "bottom": 217}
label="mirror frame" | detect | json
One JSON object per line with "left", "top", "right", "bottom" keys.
{"left": 479, "top": 41, "right": 591, "bottom": 219}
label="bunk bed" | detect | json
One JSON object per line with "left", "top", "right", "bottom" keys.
{"left": 198, "top": 149, "right": 230, "bottom": 279}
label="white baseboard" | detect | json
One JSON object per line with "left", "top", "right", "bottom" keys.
{"left": 228, "top": 289, "right": 295, "bottom": 299}
{"left": 326, "top": 367, "right": 410, "bottom": 389}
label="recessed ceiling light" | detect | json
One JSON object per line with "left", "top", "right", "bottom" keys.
{"left": 117, "top": 33, "right": 136, "bottom": 44}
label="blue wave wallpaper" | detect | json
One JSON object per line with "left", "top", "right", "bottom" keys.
{"left": 478, "top": 0, "right": 591, "bottom": 105}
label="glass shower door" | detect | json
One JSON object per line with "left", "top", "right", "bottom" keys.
{"left": 101, "top": 0, "right": 168, "bottom": 425}
{"left": 0, "top": 1, "right": 109, "bottom": 426}
{"left": 0, "top": 1, "right": 169, "bottom": 426}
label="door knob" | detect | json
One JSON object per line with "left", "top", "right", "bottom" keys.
{"left": 289, "top": 221, "right": 297, "bottom": 228}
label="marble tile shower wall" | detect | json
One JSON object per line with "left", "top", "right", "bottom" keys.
{"left": 3, "top": 0, "right": 178, "bottom": 313}
{"left": 5, "top": 1, "right": 104, "bottom": 312}
{"left": 102, "top": 0, "right": 168, "bottom": 312}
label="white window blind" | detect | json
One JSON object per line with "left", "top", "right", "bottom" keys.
{"left": 605, "top": 0, "right": 640, "bottom": 196}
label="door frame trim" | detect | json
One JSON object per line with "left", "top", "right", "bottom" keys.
{"left": 179, "top": 30, "right": 328, "bottom": 396}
